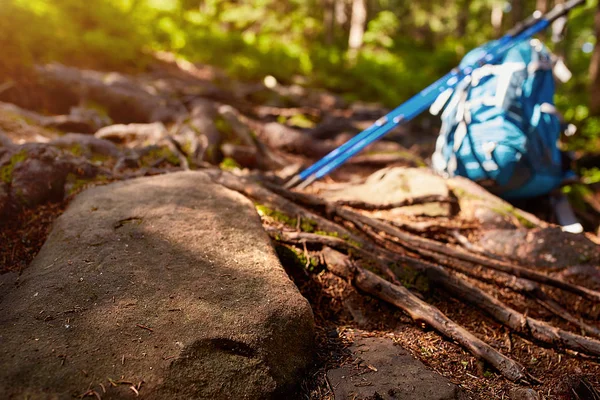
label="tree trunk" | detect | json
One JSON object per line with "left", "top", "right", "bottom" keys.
{"left": 323, "top": 0, "right": 336, "bottom": 45}
{"left": 348, "top": 0, "right": 367, "bottom": 60}
{"left": 457, "top": 0, "right": 471, "bottom": 38}
{"left": 336, "top": 0, "right": 348, "bottom": 26}
{"left": 590, "top": 1, "right": 600, "bottom": 116}
{"left": 536, "top": 0, "right": 548, "bottom": 13}
{"left": 491, "top": 2, "right": 504, "bottom": 37}
{"left": 511, "top": 0, "right": 525, "bottom": 26}
{"left": 535, "top": 0, "right": 548, "bottom": 39}
{"left": 552, "top": 0, "right": 568, "bottom": 59}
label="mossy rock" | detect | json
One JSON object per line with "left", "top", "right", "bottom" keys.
{"left": 447, "top": 176, "right": 542, "bottom": 229}
{"left": 0, "top": 150, "right": 27, "bottom": 184}
{"left": 319, "top": 167, "right": 452, "bottom": 218}
{"left": 139, "top": 146, "right": 180, "bottom": 167}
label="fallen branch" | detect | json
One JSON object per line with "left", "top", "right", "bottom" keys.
{"left": 450, "top": 232, "right": 600, "bottom": 339}
{"left": 427, "top": 266, "right": 600, "bottom": 357}
{"left": 334, "top": 194, "right": 456, "bottom": 210}
{"left": 338, "top": 207, "right": 600, "bottom": 303}
{"left": 265, "top": 228, "right": 402, "bottom": 283}
{"left": 265, "top": 185, "right": 600, "bottom": 303}
{"left": 209, "top": 170, "right": 600, "bottom": 379}
{"left": 281, "top": 223, "right": 600, "bottom": 347}
{"left": 321, "top": 246, "right": 530, "bottom": 382}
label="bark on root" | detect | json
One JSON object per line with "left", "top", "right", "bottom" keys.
{"left": 206, "top": 170, "right": 600, "bottom": 383}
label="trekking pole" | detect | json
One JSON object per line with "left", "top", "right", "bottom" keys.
{"left": 285, "top": 0, "right": 585, "bottom": 190}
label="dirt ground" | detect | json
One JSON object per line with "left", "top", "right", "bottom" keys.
{"left": 1, "top": 59, "right": 600, "bottom": 399}
{"left": 287, "top": 265, "right": 600, "bottom": 399}
{"left": 3, "top": 202, "right": 600, "bottom": 399}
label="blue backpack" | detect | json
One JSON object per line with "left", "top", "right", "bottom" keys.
{"left": 431, "top": 39, "right": 574, "bottom": 200}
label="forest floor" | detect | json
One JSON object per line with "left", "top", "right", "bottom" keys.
{"left": 1, "top": 56, "right": 600, "bottom": 399}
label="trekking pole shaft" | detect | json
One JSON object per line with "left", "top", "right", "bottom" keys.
{"left": 289, "top": 0, "right": 585, "bottom": 188}
{"left": 291, "top": 71, "right": 459, "bottom": 184}
{"left": 304, "top": 21, "right": 560, "bottom": 182}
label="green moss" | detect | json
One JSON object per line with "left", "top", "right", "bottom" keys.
{"left": 255, "top": 204, "right": 298, "bottom": 227}
{"left": 214, "top": 115, "right": 231, "bottom": 135}
{"left": 453, "top": 187, "right": 537, "bottom": 229}
{"left": 513, "top": 212, "right": 536, "bottom": 229}
{"left": 490, "top": 204, "right": 536, "bottom": 229}
{"left": 140, "top": 146, "right": 180, "bottom": 167}
{"left": 90, "top": 153, "right": 110, "bottom": 164}
{"left": 180, "top": 140, "right": 194, "bottom": 156}
{"left": 288, "top": 114, "right": 316, "bottom": 129}
{"left": 274, "top": 243, "right": 319, "bottom": 272}
{"left": 300, "top": 218, "right": 317, "bottom": 233}
{"left": 313, "top": 230, "right": 364, "bottom": 248}
{"left": 0, "top": 150, "right": 27, "bottom": 184}
{"left": 0, "top": 108, "right": 35, "bottom": 126}
{"left": 255, "top": 204, "right": 364, "bottom": 250}
{"left": 389, "top": 264, "right": 429, "bottom": 293}
{"left": 214, "top": 115, "right": 244, "bottom": 146}
{"left": 66, "top": 173, "right": 110, "bottom": 196}
{"left": 82, "top": 100, "right": 111, "bottom": 120}
{"left": 344, "top": 236, "right": 363, "bottom": 249}
{"left": 219, "top": 157, "right": 241, "bottom": 171}
{"left": 68, "top": 143, "right": 84, "bottom": 157}
{"left": 66, "top": 173, "right": 93, "bottom": 195}
{"left": 315, "top": 230, "right": 339, "bottom": 237}
{"left": 451, "top": 187, "right": 481, "bottom": 201}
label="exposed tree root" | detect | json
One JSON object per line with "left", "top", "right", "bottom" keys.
{"left": 206, "top": 170, "right": 600, "bottom": 384}
{"left": 333, "top": 194, "right": 456, "bottom": 210}
{"left": 321, "top": 246, "right": 530, "bottom": 383}
{"left": 266, "top": 183, "right": 600, "bottom": 303}
{"left": 427, "top": 266, "right": 600, "bottom": 357}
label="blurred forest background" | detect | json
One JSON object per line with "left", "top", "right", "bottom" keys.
{"left": 0, "top": 0, "right": 598, "bottom": 178}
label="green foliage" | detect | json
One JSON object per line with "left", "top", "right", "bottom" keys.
{"left": 140, "top": 146, "right": 181, "bottom": 167}
{"left": 255, "top": 204, "right": 298, "bottom": 227}
{"left": 581, "top": 168, "right": 600, "bottom": 185}
{"left": 287, "top": 114, "right": 316, "bottom": 129}
{"left": 2, "top": 0, "right": 600, "bottom": 153}
{"left": 0, "top": 0, "right": 157, "bottom": 73}
{"left": 219, "top": 157, "right": 241, "bottom": 171}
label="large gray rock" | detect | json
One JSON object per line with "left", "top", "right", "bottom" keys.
{"left": 0, "top": 171, "right": 314, "bottom": 399}
{"left": 319, "top": 167, "right": 452, "bottom": 218}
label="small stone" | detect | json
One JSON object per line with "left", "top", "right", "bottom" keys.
{"left": 508, "top": 387, "right": 540, "bottom": 400}
{"left": 327, "top": 336, "right": 459, "bottom": 400}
